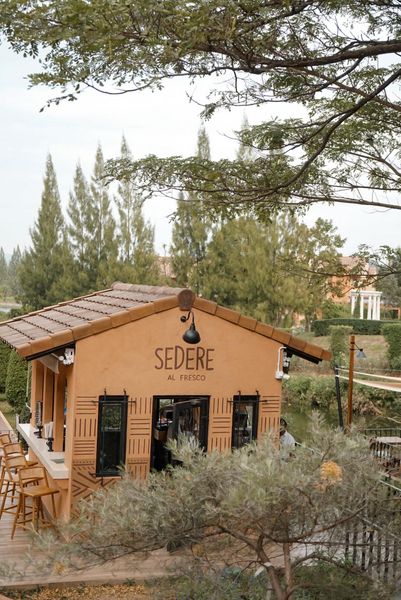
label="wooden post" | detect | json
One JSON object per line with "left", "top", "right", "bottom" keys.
{"left": 53, "top": 370, "right": 65, "bottom": 452}
{"left": 347, "top": 334, "right": 355, "bottom": 428}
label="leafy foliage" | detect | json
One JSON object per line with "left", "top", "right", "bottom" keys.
{"left": 382, "top": 323, "right": 401, "bottom": 370}
{"left": 2, "top": 2, "right": 401, "bottom": 215}
{"left": 5, "top": 349, "right": 29, "bottom": 419}
{"left": 171, "top": 126, "right": 213, "bottom": 293}
{"left": 0, "top": 341, "right": 11, "bottom": 393}
{"left": 18, "top": 155, "right": 72, "bottom": 311}
{"left": 30, "top": 418, "right": 398, "bottom": 600}
{"left": 115, "top": 137, "right": 161, "bottom": 285}
{"left": 313, "top": 318, "right": 390, "bottom": 337}
{"left": 329, "top": 325, "right": 352, "bottom": 367}
{"left": 202, "top": 215, "right": 343, "bottom": 327}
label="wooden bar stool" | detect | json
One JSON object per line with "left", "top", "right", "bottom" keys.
{"left": 0, "top": 454, "right": 29, "bottom": 521}
{"left": 0, "top": 437, "right": 15, "bottom": 493}
{"left": 0, "top": 432, "right": 11, "bottom": 446}
{"left": 12, "top": 466, "right": 59, "bottom": 539}
{"left": 1, "top": 442, "right": 37, "bottom": 496}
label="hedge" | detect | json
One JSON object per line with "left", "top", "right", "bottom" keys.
{"left": 312, "top": 318, "right": 399, "bottom": 337}
{"left": 5, "top": 349, "right": 30, "bottom": 420}
{"left": 0, "top": 341, "right": 11, "bottom": 393}
{"left": 382, "top": 323, "right": 401, "bottom": 369}
{"left": 329, "top": 325, "right": 352, "bottom": 365}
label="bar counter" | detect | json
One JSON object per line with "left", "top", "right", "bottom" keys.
{"left": 16, "top": 423, "right": 69, "bottom": 480}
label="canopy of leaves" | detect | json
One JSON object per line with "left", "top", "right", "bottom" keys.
{"left": 2, "top": 2, "right": 401, "bottom": 216}
{"left": 26, "top": 417, "right": 400, "bottom": 599}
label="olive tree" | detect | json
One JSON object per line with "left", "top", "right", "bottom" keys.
{"left": 24, "top": 417, "right": 400, "bottom": 599}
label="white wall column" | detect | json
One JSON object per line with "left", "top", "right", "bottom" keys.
{"left": 367, "top": 295, "right": 372, "bottom": 320}
{"left": 360, "top": 294, "right": 364, "bottom": 319}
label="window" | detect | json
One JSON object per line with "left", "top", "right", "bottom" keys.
{"left": 96, "top": 395, "right": 128, "bottom": 476}
{"left": 232, "top": 395, "right": 259, "bottom": 449}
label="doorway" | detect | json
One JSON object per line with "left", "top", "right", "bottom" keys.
{"left": 152, "top": 395, "right": 209, "bottom": 470}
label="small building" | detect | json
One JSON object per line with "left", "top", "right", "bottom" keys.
{"left": 0, "top": 283, "right": 330, "bottom": 520}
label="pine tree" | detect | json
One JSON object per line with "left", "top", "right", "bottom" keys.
{"left": 0, "top": 247, "right": 7, "bottom": 300}
{"left": 66, "top": 162, "right": 94, "bottom": 295}
{"left": 89, "top": 145, "right": 119, "bottom": 288}
{"left": 204, "top": 214, "right": 343, "bottom": 328}
{"left": 115, "top": 137, "right": 160, "bottom": 284}
{"left": 170, "top": 125, "right": 212, "bottom": 293}
{"left": 18, "top": 155, "right": 71, "bottom": 311}
{"left": 7, "top": 246, "right": 22, "bottom": 299}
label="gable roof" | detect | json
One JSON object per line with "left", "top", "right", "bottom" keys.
{"left": 0, "top": 282, "right": 331, "bottom": 363}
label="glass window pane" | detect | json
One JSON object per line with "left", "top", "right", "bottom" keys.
{"left": 97, "top": 397, "right": 127, "bottom": 476}
{"left": 232, "top": 399, "right": 257, "bottom": 449}
{"left": 102, "top": 404, "right": 122, "bottom": 430}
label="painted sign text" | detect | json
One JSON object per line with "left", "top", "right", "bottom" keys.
{"left": 154, "top": 345, "right": 215, "bottom": 371}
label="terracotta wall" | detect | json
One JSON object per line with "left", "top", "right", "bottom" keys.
{"left": 64, "top": 306, "right": 283, "bottom": 510}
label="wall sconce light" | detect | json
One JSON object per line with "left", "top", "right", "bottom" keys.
{"left": 57, "top": 347, "right": 75, "bottom": 365}
{"left": 275, "top": 346, "right": 291, "bottom": 380}
{"left": 180, "top": 311, "right": 201, "bottom": 344}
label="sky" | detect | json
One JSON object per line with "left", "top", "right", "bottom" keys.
{"left": 1, "top": 43, "right": 400, "bottom": 258}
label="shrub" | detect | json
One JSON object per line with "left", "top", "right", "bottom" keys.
{"left": 312, "top": 318, "right": 397, "bottom": 336}
{"left": 329, "top": 325, "right": 352, "bottom": 366}
{"left": 282, "top": 375, "right": 313, "bottom": 406}
{"left": 321, "top": 300, "right": 351, "bottom": 320}
{"left": 0, "top": 341, "right": 11, "bottom": 393}
{"left": 283, "top": 375, "right": 346, "bottom": 411}
{"left": 5, "top": 350, "right": 30, "bottom": 420}
{"left": 382, "top": 323, "right": 401, "bottom": 369}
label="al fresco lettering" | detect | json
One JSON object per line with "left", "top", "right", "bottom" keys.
{"left": 154, "top": 345, "right": 215, "bottom": 371}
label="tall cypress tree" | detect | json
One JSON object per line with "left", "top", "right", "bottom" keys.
{"left": 0, "top": 247, "right": 7, "bottom": 300}
{"left": 7, "top": 246, "right": 22, "bottom": 299}
{"left": 90, "top": 145, "right": 119, "bottom": 288}
{"left": 66, "top": 162, "right": 94, "bottom": 295}
{"left": 18, "top": 155, "right": 71, "bottom": 311}
{"left": 115, "top": 137, "right": 160, "bottom": 284}
{"left": 170, "top": 125, "right": 212, "bottom": 293}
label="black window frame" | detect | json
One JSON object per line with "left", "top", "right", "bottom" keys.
{"left": 151, "top": 395, "right": 209, "bottom": 470}
{"left": 96, "top": 394, "right": 128, "bottom": 477}
{"left": 231, "top": 395, "right": 259, "bottom": 449}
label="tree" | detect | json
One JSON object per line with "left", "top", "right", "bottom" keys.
{"left": 115, "top": 137, "right": 160, "bottom": 285}
{"left": 203, "top": 215, "right": 343, "bottom": 327}
{"left": 2, "top": 2, "right": 401, "bottom": 216}
{"left": 28, "top": 418, "right": 399, "bottom": 599}
{"left": 376, "top": 248, "right": 401, "bottom": 311}
{"left": 170, "top": 126, "right": 213, "bottom": 293}
{"left": 7, "top": 246, "right": 22, "bottom": 300}
{"left": 88, "top": 145, "right": 119, "bottom": 289}
{"left": 283, "top": 218, "right": 345, "bottom": 329}
{"left": 0, "top": 247, "right": 8, "bottom": 300}
{"left": 66, "top": 162, "right": 94, "bottom": 296}
{"left": 18, "top": 155, "right": 71, "bottom": 311}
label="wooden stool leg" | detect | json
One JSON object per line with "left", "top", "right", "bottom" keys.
{"left": 11, "top": 493, "right": 22, "bottom": 539}
{"left": 51, "top": 493, "right": 56, "bottom": 520}
{"left": 0, "top": 481, "right": 10, "bottom": 519}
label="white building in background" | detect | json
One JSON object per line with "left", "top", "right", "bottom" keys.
{"left": 350, "top": 290, "right": 382, "bottom": 321}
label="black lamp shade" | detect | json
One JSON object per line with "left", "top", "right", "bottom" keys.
{"left": 183, "top": 320, "right": 201, "bottom": 344}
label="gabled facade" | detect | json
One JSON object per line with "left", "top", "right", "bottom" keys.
{"left": 0, "top": 283, "right": 330, "bottom": 520}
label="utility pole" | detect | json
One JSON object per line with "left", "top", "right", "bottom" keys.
{"left": 347, "top": 334, "right": 356, "bottom": 428}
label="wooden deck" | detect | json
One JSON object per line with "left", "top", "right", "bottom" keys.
{"left": 0, "top": 496, "right": 174, "bottom": 590}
